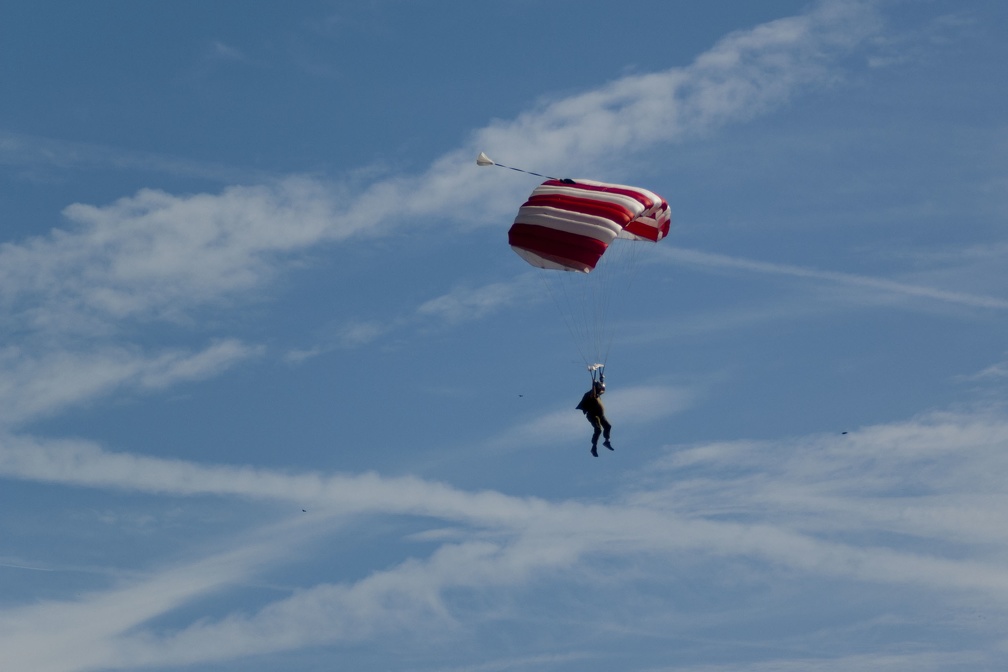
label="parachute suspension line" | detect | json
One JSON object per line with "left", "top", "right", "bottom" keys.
{"left": 589, "top": 253, "right": 613, "bottom": 367}
{"left": 535, "top": 239, "right": 645, "bottom": 372}
{"left": 595, "top": 237, "right": 645, "bottom": 367}
{"left": 537, "top": 261, "right": 613, "bottom": 370}
{"left": 538, "top": 269, "right": 593, "bottom": 368}
{"left": 578, "top": 238, "right": 637, "bottom": 371}
{"left": 567, "top": 247, "right": 608, "bottom": 366}
{"left": 538, "top": 256, "right": 620, "bottom": 371}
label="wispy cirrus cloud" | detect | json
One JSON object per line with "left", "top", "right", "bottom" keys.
{"left": 299, "top": 238, "right": 1008, "bottom": 359}
{"left": 485, "top": 384, "right": 697, "bottom": 451}
{"left": 2, "top": 0, "right": 888, "bottom": 340}
{"left": 0, "top": 130, "right": 269, "bottom": 184}
{"left": 661, "top": 246, "right": 1008, "bottom": 311}
{"left": 1, "top": 179, "right": 350, "bottom": 335}
{"left": 646, "top": 407, "right": 1008, "bottom": 546}
{"left": 960, "top": 357, "right": 1008, "bottom": 382}
{"left": 0, "top": 0, "right": 897, "bottom": 431}
{"left": 0, "top": 178, "right": 343, "bottom": 423}
{"left": 0, "top": 519, "right": 302, "bottom": 672}
{"left": 0, "top": 339, "right": 262, "bottom": 427}
{"left": 469, "top": 0, "right": 881, "bottom": 178}
{"left": 4, "top": 3, "right": 1007, "bottom": 671}
{"left": 3, "top": 403, "right": 1008, "bottom": 670}
{"left": 284, "top": 275, "right": 543, "bottom": 360}
{"left": 415, "top": 277, "right": 538, "bottom": 325}
{"left": 2, "top": 0, "right": 884, "bottom": 338}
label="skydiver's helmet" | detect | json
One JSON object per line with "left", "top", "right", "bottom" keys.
{"left": 594, "top": 381, "right": 605, "bottom": 394}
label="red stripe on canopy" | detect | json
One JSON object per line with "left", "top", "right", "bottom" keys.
{"left": 623, "top": 218, "right": 668, "bottom": 241}
{"left": 523, "top": 194, "right": 634, "bottom": 227}
{"left": 508, "top": 223, "right": 609, "bottom": 272}
{"left": 540, "top": 179, "right": 656, "bottom": 210}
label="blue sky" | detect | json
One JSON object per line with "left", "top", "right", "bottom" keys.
{"left": 2, "top": 1, "right": 1008, "bottom": 670}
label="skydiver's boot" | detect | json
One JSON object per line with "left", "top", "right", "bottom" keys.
{"left": 591, "top": 444, "right": 598, "bottom": 457}
{"left": 604, "top": 440, "right": 613, "bottom": 451}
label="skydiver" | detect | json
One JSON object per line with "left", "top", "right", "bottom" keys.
{"left": 576, "top": 376, "right": 612, "bottom": 457}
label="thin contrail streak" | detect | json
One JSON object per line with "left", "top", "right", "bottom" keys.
{"left": 663, "top": 247, "right": 1008, "bottom": 310}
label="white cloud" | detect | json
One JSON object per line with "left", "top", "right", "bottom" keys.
{"left": 0, "top": 340, "right": 262, "bottom": 426}
{"left": 13, "top": 4, "right": 999, "bottom": 669}
{"left": 416, "top": 277, "right": 537, "bottom": 325}
{"left": 5, "top": 404, "right": 1008, "bottom": 669}
{"left": 484, "top": 384, "right": 695, "bottom": 451}
{"left": 0, "top": 0, "right": 885, "bottom": 351}
{"left": 646, "top": 407, "right": 1008, "bottom": 546}
{"left": 959, "top": 356, "right": 1008, "bottom": 382}
{"left": 0, "top": 177, "right": 349, "bottom": 421}
{"left": 652, "top": 651, "right": 994, "bottom": 672}
{"left": 3, "top": 0, "right": 885, "bottom": 335}
{"left": 661, "top": 246, "right": 1008, "bottom": 311}
{"left": 470, "top": 0, "right": 879, "bottom": 177}
{"left": 0, "top": 179, "right": 351, "bottom": 338}
{"left": 210, "top": 40, "right": 246, "bottom": 62}
{"left": 0, "top": 521, "right": 303, "bottom": 672}
{"left": 0, "top": 129, "right": 267, "bottom": 184}
{"left": 285, "top": 274, "right": 543, "bottom": 357}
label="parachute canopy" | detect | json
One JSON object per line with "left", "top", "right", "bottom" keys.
{"left": 508, "top": 179, "right": 671, "bottom": 273}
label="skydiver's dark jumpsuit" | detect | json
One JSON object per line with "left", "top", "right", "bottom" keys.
{"left": 576, "top": 383, "right": 612, "bottom": 456}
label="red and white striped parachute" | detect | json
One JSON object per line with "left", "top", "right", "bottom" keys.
{"left": 508, "top": 179, "right": 671, "bottom": 273}
{"left": 479, "top": 153, "right": 672, "bottom": 368}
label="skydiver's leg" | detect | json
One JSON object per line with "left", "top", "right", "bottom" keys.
{"left": 601, "top": 416, "right": 613, "bottom": 450}
{"left": 589, "top": 416, "right": 602, "bottom": 456}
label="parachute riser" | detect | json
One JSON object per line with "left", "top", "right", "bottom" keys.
{"left": 476, "top": 152, "right": 560, "bottom": 181}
